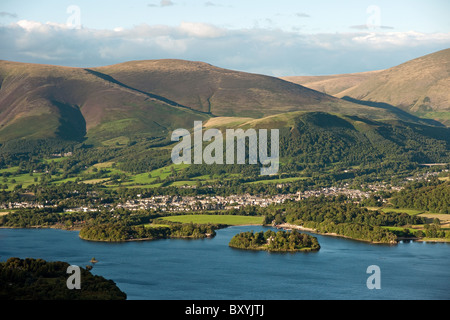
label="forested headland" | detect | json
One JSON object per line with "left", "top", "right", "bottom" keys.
{"left": 0, "top": 257, "right": 127, "bottom": 300}
{"left": 79, "top": 221, "right": 221, "bottom": 242}
{"left": 265, "top": 195, "right": 450, "bottom": 243}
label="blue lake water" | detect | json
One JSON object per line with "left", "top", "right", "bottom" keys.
{"left": 0, "top": 226, "right": 449, "bottom": 300}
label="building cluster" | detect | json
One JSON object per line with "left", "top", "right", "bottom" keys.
{"left": 80, "top": 186, "right": 371, "bottom": 213}
{"left": 0, "top": 185, "right": 372, "bottom": 212}
{"left": 50, "top": 152, "right": 73, "bottom": 158}
{"left": 115, "top": 193, "right": 290, "bottom": 212}
{"left": 3, "top": 167, "right": 448, "bottom": 213}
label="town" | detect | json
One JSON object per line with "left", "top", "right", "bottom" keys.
{"left": 0, "top": 185, "right": 376, "bottom": 213}
{"left": 1, "top": 168, "right": 446, "bottom": 214}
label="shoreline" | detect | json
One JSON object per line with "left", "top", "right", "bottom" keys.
{"left": 276, "top": 223, "right": 450, "bottom": 244}
{"left": 228, "top": 244, "right": 320, "bottom": 253}
{"left": 78, "top": 234, "right": 215, "bottom": 243}
{"left": 276, "top": 223, "right": 393, "bottom": 245}
{"left": 0, "top": 225, "right": 82, "bottom": 231}
{"left": 275, "top": 223, "right": 383, "bottom": 244}
{"left": 2, "top": 223, "right": 449, "bottom": 244}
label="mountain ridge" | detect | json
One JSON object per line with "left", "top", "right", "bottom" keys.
{"left": 281, "top": 48, "right": 450, "bottom": 125}
{"left": 0, "top": 53, "right": 447, "bottom": 147}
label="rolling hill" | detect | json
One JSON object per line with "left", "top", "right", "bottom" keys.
{"left": 91, "top": 59, "right": 357, "bottom": 118}
{"left": 0, "top": 60, "right": 210, "bottom": 145}
{"left": 1, "top": 58, "right": 440, "bottom": 147}
{"left": 282, "top": 48, "right": 450, "bottom": 125}
{"left": 0, "top": 52, "right": 448, "bottom": 159}
{"left": 282, "top": 70, "right": 383, "bottom": 97}
{"left": 205, "top": 111, "right": 450, "bottom": 167}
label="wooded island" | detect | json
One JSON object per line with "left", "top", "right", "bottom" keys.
{"left": 229, "top": 229, "right": 320, "bottom": 252}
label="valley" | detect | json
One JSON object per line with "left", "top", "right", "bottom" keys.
{"left": 0, "top": 50, "right": 449, "bottom": 256}
{"left": 1, "top": 0, "right": 449, "bottom": 302}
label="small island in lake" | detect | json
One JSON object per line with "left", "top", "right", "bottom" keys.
{"left": 229, "top": 229, "right": 320, "bottom": 252}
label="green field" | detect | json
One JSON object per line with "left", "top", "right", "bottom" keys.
{"left": 168, "top": 180, "right": 198, "bottom": 187}
{"left": 245, "top": 176, "right": 308, "bottom": 185}
{"left": 159, "top": 214, "right": 264, "bottom": 226}
{"left": 380, "top": 208, "right": 425, "bottom": 215}
{"left": 47, "top": 162, "right": 192, "bottom": 189}
{"left": 77, "top": 162, "right": 246, "bottom": 189}
{"left": 122, "top": 163, "right": 191, "bottom": 186}
{"left": 1, "top": 159, "right": 302, "bottom": 190}
{"left": 0, "top": 167, "right": 45, "bottom": 191}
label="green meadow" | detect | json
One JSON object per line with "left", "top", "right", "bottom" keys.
{"left": 158, "top": 214, "right": 264, "bottom": 226}
{"left": 380, "top": 208, "right": 425, "bottom": 216}
{"left": 0, "top": 166, "right": 44, "bottom": 191}
{"left": 245, "top": 176, "right": 308, "bottom": 185}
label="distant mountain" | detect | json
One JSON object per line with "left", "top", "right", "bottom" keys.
{"left": 0, "top": 57, "right": 444, "bottom": 148}
{"left": 282, "top": 70, "right": 383, "bottom": 97}
{"left": 282, "top": 49, "right": 450, "bottom": 125}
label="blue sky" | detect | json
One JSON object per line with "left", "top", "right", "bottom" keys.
{"left": 1, "top": 0, "right": 449, "bottom": 75}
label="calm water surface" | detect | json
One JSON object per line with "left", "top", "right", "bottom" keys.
{"left": 0, "top": 226, "right": 449, "bottom": 300}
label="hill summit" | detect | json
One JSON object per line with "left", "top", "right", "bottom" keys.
{"left": 0, "top": 53, "right": 446, "bottom": 145}
{"left": 282, "top": 48, "right": 450, "bottom": 125}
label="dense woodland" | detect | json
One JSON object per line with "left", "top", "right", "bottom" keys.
{"left": 279, "top": 195, "right": 450, "bottom": 241}
{"left": 0, "top": 207, "right": 155, "bottom": 229}
{"left": 0, "top": 257, "right": 126, "bottom": 300}
{"left": 269, "top": 195, "right": 440, "bottom": 243}
{"left": 79, "top": 221, "right": 220, "bottom": 242}
{"left": 390, "top": 179, "right": 450, "bottom": 213}
{"left": 0, "top": 207, "right": 221, "bottom": 242}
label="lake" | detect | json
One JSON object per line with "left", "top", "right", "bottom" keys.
{"left": 0, "top": 226, "right": 449, "bottom": 300}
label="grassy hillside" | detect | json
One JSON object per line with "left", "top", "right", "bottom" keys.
{"left": 0, "top": 60, "right": 210, "bottom": 146}
{"left": 1, "top": 56, "right": 445, "bottom": 151}
{"left": 1, "top": 111, "right": 445, "bottom": 193}
{"left": 282, "top": 49, "right": 450, "bottom": 126}
{"left": 281, "top": 70, "right": 383, "bottom": 96}
{"left": 0, "top": 55, "right": 449, "bottom": 190}
{"left": 91, "top": 59, "right": 421, "bottom": 120}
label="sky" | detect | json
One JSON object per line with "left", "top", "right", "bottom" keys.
{"left": 1, "top": 0, "right": 449, "bottom": 76}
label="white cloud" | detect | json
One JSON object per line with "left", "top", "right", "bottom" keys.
{"left": 179, "top": 22, "right": 225, "bottom": 38}
{"left": 351, "top": 31, "right": 450, "bottom": 48}
{"left": 15, "top": 20, "right": 61, "bottom": 32}
{"left": 1, "top": 20, "right": 449, "bottom": 75}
